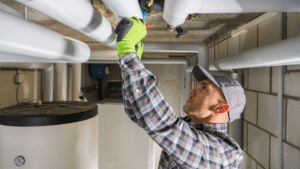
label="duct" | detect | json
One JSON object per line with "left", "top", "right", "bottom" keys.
{"left": 163, "top": 0, "right": 300, "bottom": 27}
{"left": 209, "top": 35, "right": 300, "bottom": 70}
{"left": 0, "top": 10, "right": 90, "bottom": 63}
{"left": 17, "top": 0, "right": 117, "bottom": 50}
{"left": 0, "top": 2, "right": 23, "bottom": 18}
{"left": 102, "top": 0, "right": 143, "bottom": 20}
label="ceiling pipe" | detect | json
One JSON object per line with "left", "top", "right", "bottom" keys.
{"left": 17, "top": 0, "right": 117, "bottom": 50}
{"left": 0, "top": 10, "right": 90, "bottom": 63}
{"left": 163, "top": 0, "right": 300, "bottom": 27}
{"left": 209, "top": 35, "right": 300, "bottom": 70}
{"left": 102, "top": 0, "right": 143, "bottom": 20}
{"left": 0, "top": 2, "right": 24, "bottom": 18}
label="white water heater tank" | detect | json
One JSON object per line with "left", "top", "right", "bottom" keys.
{"left": 0, "top": 101, "right": 98, "bottom": 169}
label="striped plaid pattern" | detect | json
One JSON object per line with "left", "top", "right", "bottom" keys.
{"left": 118, "top": 53, "right": 244, "bottom": 169}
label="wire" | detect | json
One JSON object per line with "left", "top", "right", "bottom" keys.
{"left": 16, "top": 84, "right": 20, "bottom": 106}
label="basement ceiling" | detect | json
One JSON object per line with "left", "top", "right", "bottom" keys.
{"left": 2, "top": 0, "right": 264, "bottom": 58}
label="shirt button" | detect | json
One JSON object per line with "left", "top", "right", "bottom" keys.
{"left": 124, "top": 64, "right": 128, "bottom": 68}
{"left": 135, "top": 89, "right": 139, "bottom": 93}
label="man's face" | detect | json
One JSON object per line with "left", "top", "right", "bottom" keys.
{"left": 183, "top": 79, "right": 226, "bottom": 120}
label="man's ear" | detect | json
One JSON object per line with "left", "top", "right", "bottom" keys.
{"left": 212, "top": 103, "right": 230, "bottom": 114}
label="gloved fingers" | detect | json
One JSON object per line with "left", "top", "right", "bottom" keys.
{"left": 115, "top": 18, "right": 134, "bottom": 42}
{"left": 115, "top": 18, "right": 132, "bottom": 34}
{"left": 135, "top": 43, "right": 139, "bottom": 52}
{"left": 129, "top": 16, "right": 146, "bottom": 25}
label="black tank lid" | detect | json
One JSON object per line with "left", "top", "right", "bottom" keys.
{"left": 0, "top": 101, "right": 98, "bottom": 126}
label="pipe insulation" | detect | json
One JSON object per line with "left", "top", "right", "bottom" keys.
{"left": 0, "top": 2, "right": 23, "bottom": 18}
{"left": 0, "top": 10, "right": 90, "bottom": 63}
{"left": 54, "top": 63, "right": 68, "bottom": 101}
{"left": 102, "top": 0, "right": 143, "bottom": 20}
{"left": 209, "top": 35, "right": 300, "bottom": 70}
{"left": 163, "top": 0, "right": 300, "bottom": 27}
{"left": 17, "top": 0, "right": 117, "bottom": 50}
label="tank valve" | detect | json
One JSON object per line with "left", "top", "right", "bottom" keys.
{"left": 176, "top": 26, "right": 188, "bottom": 38}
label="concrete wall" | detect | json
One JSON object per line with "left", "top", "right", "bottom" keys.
{"left": 209, "top": 12, "right": 300, "bottom": 169}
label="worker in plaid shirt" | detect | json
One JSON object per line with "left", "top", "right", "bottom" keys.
{"left": 115, "top": 16, "right": 246, "bottom": 169}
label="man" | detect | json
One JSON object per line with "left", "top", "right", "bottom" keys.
{"left": 116, "top": 16, "right": 246, "bottom": 169}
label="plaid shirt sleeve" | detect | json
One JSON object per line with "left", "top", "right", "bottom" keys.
{"left": 118, "top": 52, "right": 243, "bottom": 168}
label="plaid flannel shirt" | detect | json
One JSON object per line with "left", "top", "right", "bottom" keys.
{"left": 118, "top": 52, "right": 243, "bottom": 169}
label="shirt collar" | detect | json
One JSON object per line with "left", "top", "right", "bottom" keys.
{"left": 181, "top": 116, "right": 228, "bottom": 133}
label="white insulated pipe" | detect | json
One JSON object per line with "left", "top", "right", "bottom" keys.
{"left": 44, "top": 64, "right": 54, "bottom": 102}
{"left": 71, "top": 64, "right": 82, "bottom": 101}
{"left": 144, "top": 42, "right": 209, "bottom": 70}
{"left": 0, "top": 10, "right": 90, "bottom": 63}
{"left": 0, "top": 2, "right": 23, "bottom": 18}
{"left": 54, "top": 63, "right": 68, "bottom": 101}
{"left": 102, "top": 0, "right": 143, "bottom": 20}
{"left": 163, "top": 0, "right": 300, "bottom": 27}
{"left": 17, "top": 0, "right": 117, "bottom": 50}
{"left": 209, "top": 35, "right": 300, "bottom": 70}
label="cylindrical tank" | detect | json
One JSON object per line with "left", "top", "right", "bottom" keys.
{"left": 0, "top": 101, "right": 98, "bottom": 169}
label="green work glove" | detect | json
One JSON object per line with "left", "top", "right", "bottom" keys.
{"left": 115, "top": 16, "right": 147, "bottom": 59}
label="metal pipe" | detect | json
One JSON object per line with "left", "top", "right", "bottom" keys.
{"left": 277, "top": 66, "right": 283, "bottom": 169}
{"left": 0, "top": 10, "right": 90, "bottom": 63}
{"left": 54, "top": 63, "right": 68, "bottom": 101}
{"left": 67, "top": 64, "right": 73, "bottom": 101}
{"left": 17, "top": 0, "right": 117, "bottom": 49}
{"left": 0, "top": 2, "right": 24, "bottom": 18}
{"left": 163, "top": 0, "right": 300, "bottom": 27}
{"left": 209, "top": 35, "right": 300, "bottom": 70}
{"left": 71, "top": 64, "right": 82, "bottom": 101}
{"left": 44, "top": 64, "right": 54, "bottom": 102}
{"left": 102, "top": 0, "right": 143, "bottom": 20}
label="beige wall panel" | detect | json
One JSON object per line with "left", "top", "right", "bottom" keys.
{"left": 243, "top": 91, "right": 257, "bottom": 125}
{"left": 258, "top": 15, "right": 281, "bottom": 47}
{"left": 228, "top": 35, "right": 240, "bottom": 55}
{"left": 286, "top": 99, "right": 300, "bottom": 148}
{"left": 240, "top": 26, "right": 258, "bottom": 52}
{"left": 218, "top": 39, "right": 228, "bottom": 58}
{"left": 257, "top": 93, "right": 283, "bottom": 136}
{"left": 248, "top": 124, "right": 270, "bottom": 169}
{"left": 248, "top": 67, "right": 270, "bottom": 92}
{"left": 287, "top": 12, "right": 300, "bottom": 39}
{"left": 272, "top": 66, "right": 300, "bottom": 97}
{"left": 239, "top": 151, "right": 257, "bottom": 169}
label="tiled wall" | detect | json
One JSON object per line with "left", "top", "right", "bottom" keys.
{"left": 209, "top": 13, "right": 300, "bottom": 169}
